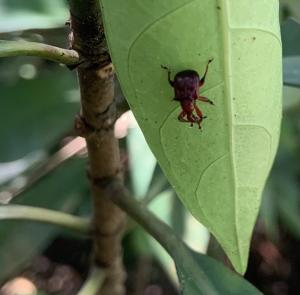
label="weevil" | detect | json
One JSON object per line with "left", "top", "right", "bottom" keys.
{"left": 161, "top": 59, "right": 214, "bottom": 129}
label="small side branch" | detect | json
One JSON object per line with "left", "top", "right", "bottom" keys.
{"left": 99, "top": 178, "right": 216, "bottom": 294}
{"left": 0, "top": 136, "right": 86, "bottom": 203}
{"left": 101, "top": 178, "right": 180, "bottom": 255}
{"left": 0, "top": 40, "right": 80, "bottom": 66}
{"left": 0, "top": 204, "right": 91, "bottom": 235}
{"left": 77, "top": 266, "right": 106, "bottom": 295}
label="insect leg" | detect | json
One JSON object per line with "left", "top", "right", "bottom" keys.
{"left": 193, "top": 105, "right": 207, "bottom": 129}
{"left": 194, "top": 104, "right": 203, "bottom": 118}
{"left": 199, "top": 59, "right": 213, "bottom": 87}
{"left": 186, "top": 112, "right": 200, "bottom": 127}
{"left": 198, "top": 96, "right": 214, "bottom": 105}
{"left": 178, "top": 110, "right": 189, "bottom": 122}
{"left": 161, "top": 65, "right": 174, "bottom": 87}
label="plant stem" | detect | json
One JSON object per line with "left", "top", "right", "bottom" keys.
{"left": 105, "top": 179, "right": 217, "bottom": 295}
{"left": 102, "top": 179, "right": 181, "bottom": 256}
{"left": 77, "top": 266, "right": 106, "bottom": 295}
{"left": 0, "top": 204, "right": 91, "bottom": 235}
{"left": 0, "top": 40, "right": 80, "bottom": 65}
{"left": 0, "top": 136, "right": 86, "bottom": 203}
{"left": 69, "top": 1, "right": 126, "bottom": 294}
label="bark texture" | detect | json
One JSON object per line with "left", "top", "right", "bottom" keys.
{"left": 69, "top": 1, "right": 126, "bottom": 294}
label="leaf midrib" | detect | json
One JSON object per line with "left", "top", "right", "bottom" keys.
{"left": 218, "top": 0, "right": 242, "bottom": 271}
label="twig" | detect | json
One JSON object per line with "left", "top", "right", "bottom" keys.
{"left": 77, "top": 266, "right": 106, "bottom": 295}
{"left": 100, "top": 178, "right": 217, "bottom": 295}
{"left": 0, "top": 40, "right": 80, "bottom": 65}
{"left": 0, "top": 136, "right": 86, "bottom": 203}
{"left": 0, "top": 204, "right": 91, "bottom": 235}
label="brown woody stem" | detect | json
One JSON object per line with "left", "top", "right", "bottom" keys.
{"left": 69, "top": 1, "right": 126, "bottom": 294}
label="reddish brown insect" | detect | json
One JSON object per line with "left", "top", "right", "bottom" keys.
{"left": 161, "top": 59, "right": 214, "bottom": 129}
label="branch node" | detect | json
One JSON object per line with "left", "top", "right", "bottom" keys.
{"left": 87, "top": 173, "right": 120, "bottom": 189}
{"left": 74, "top": 107, "right": 117, "bottom": 138}
{"left": 66, "top": 59, "right": 85, "bottom": 70}
{"left": 97, "top": 63, "right": 115, "bottom": 79}
{"left": 93, "top": 220, "right": 126, "bottom": 239}
{"left": 74, "top": 114, "right": 90, "bottom": 138}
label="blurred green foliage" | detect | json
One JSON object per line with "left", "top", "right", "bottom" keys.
{"left": 0, "top": 64, "right": 79, "bottom": 160}
{"left": 0, "top": 0, "right": 68, "bottom": 32}
{"left": 0, "top": 159, "right": 87, "bottom": 281}
{"left": 0, "top": 0, "right": 300, "bottom": 293}
{"left": 0, "top": 0, "right": 83, "bottom": 286}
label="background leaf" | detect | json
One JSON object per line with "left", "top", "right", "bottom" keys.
{"left": 0, "top": 158, "right": 87, "bottom": 282}
{"left": 100, "top": 0, "right": 282, "bottom": 273}
{"left": 0, "top": 64, "right": 79, "bottom": 161}
{"left": 281, "top": 19, "right": 300, "bottom": 88}
{"left": 0, "top": 0, "right": 68, "bottom": 33}
{"left": 148, "top": 190, "right": 210, "bottom": 283}
{"left": 175, "top": 247, "right": 261, "bottom": 295}
{"left": 126, "top": 122, "right": 211, "bottom": 283}
{"left": 281, "top": 18, "right": 300, "bottom": 57}
{"left": 283, "top": 56, "right": 300, "bottom": 88}
{"left": 127, "top": 121, "right": 156, "bottom": 199}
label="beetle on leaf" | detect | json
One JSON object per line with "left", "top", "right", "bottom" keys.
{"left": 161, "top": 59, "right": 214, "bottom": 129}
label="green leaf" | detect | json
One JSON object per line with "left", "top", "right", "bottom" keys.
{"left": 144, "top": 164, "right": 171, "bottom": 204}
{"left": 127, "top": 123, "right": 156, "bottom": 199}
{"left": 281, "top": 19, "right": 300, "bottom": 87}
{"left": 277, "top": 177, "right": 300, "bottom": 238}
{"left": 101, "top": 0, "right": 282, "bottom": 273}
{"left": 283, "top": 86, "right": 300, "bottom": 110}
{"left": 128, "top": 199, "right": 261, "bottom": 294}
{"left": 281, "top": 18, "right": 300, "bottom": 57}
{"left": 263, "top": 151, "right": 300, "bottom": 240}
{"left": 147, "top": 190, "right": 211, "bottom": 283}
{"left": 0, "top": 66, "right": 79, "bottom": 161}
{"left": 283, "top": 56, "right": 300, "bottom": 87}
{"left": 260, "top": 182, "right": 279, "bottom": 241}
{"left": 175, "top": 247, "right": 261, "bottom": 295}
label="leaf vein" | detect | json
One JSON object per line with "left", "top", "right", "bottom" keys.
{"left": 231, "top": 27, "right": 281, "bottom": 46}
{"left": 218, "top": 0, "right": 242, "bottom": 270}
